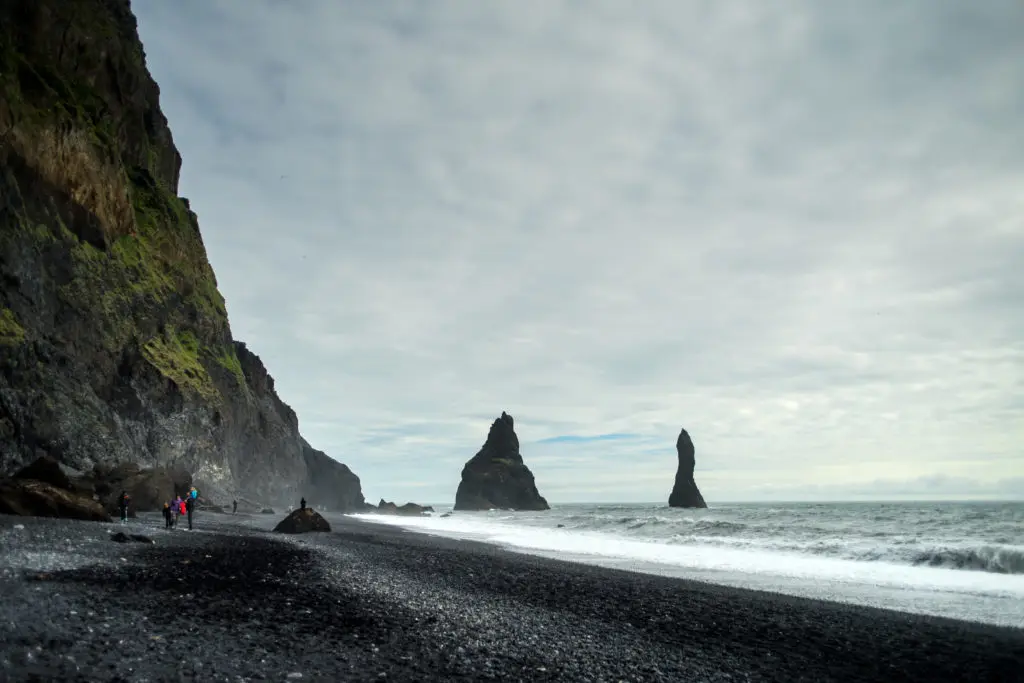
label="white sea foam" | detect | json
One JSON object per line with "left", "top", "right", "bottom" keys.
{"left": 349, "top": 501, "right": 1024, "bottom": 628}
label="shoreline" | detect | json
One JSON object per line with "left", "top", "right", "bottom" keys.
{"left": 349, "top": 508, "right": 1024, "bottom": 630}
{"left": 1, "top": 512, "right": 1022, "bottom": 682}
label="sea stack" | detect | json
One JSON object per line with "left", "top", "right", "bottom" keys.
{"left": 668, "top": 427, "right": 707, "bottom": 508}
{"left": 454, "top": 412, "right": 550, "bottom": 511}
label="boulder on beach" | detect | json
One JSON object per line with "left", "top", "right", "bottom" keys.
{"left": 9, "top": 456, "right": 193, "bottom": 519}
{"left": 111, "top": 532, "right": 154, "bottom": 544}
{"left": 374, "top": 499, "right": 435, "bottom": 516}
{"left": 273, "top": 508, "right": 331, "bottom": 534}
{"left": 0, "top": 478, "right": 111, "bottom": 522}
{"left": 668, "top": 427, "right": 707, "bottom": 509}
{"left": 261, "top": 508, "right": 275, "bottom": 514}
{"left": 14, "top": 455, "right": 74, "bottom": 491}
{"left": 454, "top": 411, "right": 549, "bottom": 511}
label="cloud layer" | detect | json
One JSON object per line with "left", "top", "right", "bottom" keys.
{"left": 132, "top": 0, "right": 1024, "bottom": 503}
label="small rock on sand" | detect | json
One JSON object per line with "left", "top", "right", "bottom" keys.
{"left": 110, "top": 532, "right": 154, "bottom": 544}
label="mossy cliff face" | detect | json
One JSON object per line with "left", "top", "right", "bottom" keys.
{"left": 0, "top": 0, "right": 364, "bottom": 510}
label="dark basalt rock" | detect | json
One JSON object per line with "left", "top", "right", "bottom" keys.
{"left": 261, "top": 508, "right": 275, "bottom": 514}
{"left": 110, "top": 532, "right": 153, "bottom": 544}
{"left": 454, "top": 412, "right": 549, "bottom": 511}
{"left": 298, "top": 439, "right": 365, "bottom": 513}
{"left": 196, "top": 495, "right": 228, "bottom": 509}
{"left": 273, "top": 507, "right": 331, "bottom": 534}
{"left": 0, "top": 0, "right": 365, "bottom": 513}
{"left": 0, "top": 478, "right": 111, "bottom": 521}
{"left": 668, "top": 427, "right": 707, "bottom": 508}
{"left": 1, "top": 454, "right": 111, "bottom": 521}
{"left": 14, "top": 455, "right": 73, "bottom": 491}
{"left": 84, "top": 462, "right": 192, "bottom": 517}
{"left": 375, "top": 499, "right": 435, "bottom": 516}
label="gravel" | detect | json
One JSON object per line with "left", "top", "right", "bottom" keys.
{"left": 1, "top": 512, "right": 1022, "bottom": 682}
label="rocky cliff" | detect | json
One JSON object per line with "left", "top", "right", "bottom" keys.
{"left": 0, "top": 0, "right": 364, "bottom": 511}
{"left": 668, "top": 427, "right": 707, "bottom": 508}
{"left": 454, "top": 412, "right": 549, "bottom": 511}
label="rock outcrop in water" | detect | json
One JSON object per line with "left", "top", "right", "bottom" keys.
{"left": 0, "top": 0, "right": 364, "bottom": 511}
{"left": 668, "top": 427, "right": 707, "bottom": 508}
{"left": 454, "top": 412, "right": 549, "bottom": 511}
{"left": 374, "top": 499, "right": 434, "bottom": 516}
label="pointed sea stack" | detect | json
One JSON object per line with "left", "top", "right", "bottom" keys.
{"left": 668, "top": 427, "right": 707, "bottom": 508}
{"left": 454, "top": 412, "right": 550, "bottom": 511}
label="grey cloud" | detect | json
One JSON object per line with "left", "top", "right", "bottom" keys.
{"left": 739, "top": 475, "right": 1024, "bottom": 501}
{"left": 130, "top": 0, "right": 1024, "bottom": 502}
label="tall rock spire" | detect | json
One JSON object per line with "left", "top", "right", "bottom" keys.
{"left": 668, "top": 427, "right": 707, "bottom": 508}
{"left": 454, "top": 412, "right": 549, "bottom": 511}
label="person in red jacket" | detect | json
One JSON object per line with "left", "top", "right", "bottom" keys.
{"left": 185, "top": 494, "right": 195, "bottom": 530}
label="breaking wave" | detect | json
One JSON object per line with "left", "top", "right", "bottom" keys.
{"left": 911, "top": 546, "right": 1024, "bottom": 575}
{"left": 359, "top": 501, "right": 1024, "bottom": 576}
{"left": 350, "top": 501, "right": 1024, "bottom": 627}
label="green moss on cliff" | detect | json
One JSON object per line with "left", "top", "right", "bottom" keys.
{"left": 55, "top": 222, "right": 142, "bottom": 347}
{"left": 124, "top": 166, "right": 227, "bottom": 320}
{"left": 0, "top": 309, "right": 26, "bottom": 346}
{"left": 1, "top": 41, "right": 117, "bottom": 153}
{"left": 142, "top": 326, "right": 218, "bottom": 401}
{"left": 2, "top": 5, "right": 232, "bottom": 391}
{"left": 30, "top": 223, "right": 54, "bottom": 242}
{"left": 216, "top": 346, "right": 246, "bottom": 387}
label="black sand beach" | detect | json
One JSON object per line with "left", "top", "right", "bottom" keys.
{"left": 1, "top": 513, "right": 1022, "bottom": 682}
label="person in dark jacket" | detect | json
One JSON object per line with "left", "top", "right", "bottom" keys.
{"left": 118, "top": 491, "right": 130, "bottom": 524}
{"left": 300, "top": 497, "right": 306, "bottom": 510}
{"left": 232, "top": 499, "right": 237, "bottom": 514}
{"left": 173, "top": 495, "right": 184, "bottom": 526}
{"left": 163, "top": 502, "right": 173, "bottom": 529}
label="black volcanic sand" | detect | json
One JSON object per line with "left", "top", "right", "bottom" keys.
{"left": 1, "top": 513, "right": 1022, "bottom": 682}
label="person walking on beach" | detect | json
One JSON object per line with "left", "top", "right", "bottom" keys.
{"left": 163, "top": 501, "right": 173, "bottom": 529}
{"left": 118, "top": 491, "right": 130, "bottom": 524}
{"left": 185, "top": 494, "right": 195, "bottom": 530}
{"left": 300, "top": 497, "right": 306, "bottom": 511}
{"left": 232, "top": 499, "right": 237, "bottom": 514}
{"left": 175, "top": 495, "right": 185, "bottom": 526}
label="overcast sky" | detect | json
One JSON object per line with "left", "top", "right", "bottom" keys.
{"left": 132, "top": 0, "right": 1023, "bottom": 505}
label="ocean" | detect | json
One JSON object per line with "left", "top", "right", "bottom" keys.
{"left": 351, "top": 501, "right": 1024, "bottom": 629}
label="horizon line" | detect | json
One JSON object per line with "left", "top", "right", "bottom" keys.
{"left": 361, "top": 497, "right": 1024, "bottom": 507}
